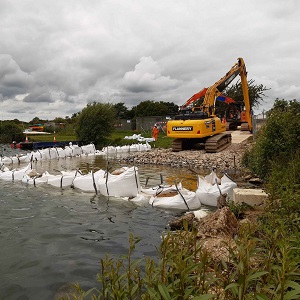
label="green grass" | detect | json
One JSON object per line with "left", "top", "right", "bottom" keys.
{"left": 27, "top": 134, "right": 77, "bottom": 143}
{"left": 26, "top": 130, "right": 174, "bottom": 149}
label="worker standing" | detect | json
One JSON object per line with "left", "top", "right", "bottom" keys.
{"left": 152, "top": 125, "right": 159, "bottom": 141}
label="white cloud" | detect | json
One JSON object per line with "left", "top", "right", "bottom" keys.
{"left": 122, "top": 56, "right": 180, "bottom": 93}
{"left": 0, "top": 0, "right": 299, "bottom": 121}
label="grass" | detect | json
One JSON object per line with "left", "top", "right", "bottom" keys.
{"left": 27, "top": 130, "right": 174, "bottom": 149}
{"left": 27, "top": 134, "right": 77, "bottom": 143}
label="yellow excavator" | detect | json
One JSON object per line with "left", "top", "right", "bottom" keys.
{"left": 167, "top": 57, "right": 252, "bottom": 152}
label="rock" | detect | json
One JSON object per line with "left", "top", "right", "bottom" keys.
{"left": 121, "top": 143, "right": 249, "bottom": 173}
{"left": 198, "top": 207, "right": 239, "bottom": 237}
{"left": 248, "top": 177, "right": 264, "bottom": 185}
{"left": 243, "top": 174, "right": 252, "bottom": 180}
{"left": 168, "top": 212, "right": 200, "bottom": 231}
{"left": 27, "top": 169, "right": 39, "bottom": 178}
{"left": 217, "top": 193, "right": 228, "bottom": 209}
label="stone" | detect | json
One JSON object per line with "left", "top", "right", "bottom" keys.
{"left": 168, "top": 212, "right": 200, "bottom": 231}
{"left": 198, "top": 207, "right": 239, "bottom": 237}
{"left": 233, "top": 188, "right": 268, "bottom": 210}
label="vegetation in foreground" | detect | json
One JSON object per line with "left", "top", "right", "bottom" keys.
{"left": 56, "top": 99, "right": 300, "bottom": 299}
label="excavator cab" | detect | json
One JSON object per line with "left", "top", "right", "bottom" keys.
{"left": 174, "top": 111, "right": 208, "bottom": 120}
{"left": 225, "top": 103, "right": 250, "bottom": 131}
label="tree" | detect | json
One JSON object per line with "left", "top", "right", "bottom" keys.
{"left": 191, "top": 79, "right": 269, "bottom": 117}
{"left": 0, "top": 121, "right": 24, "bottom": 143}
{"left": 215, "top": 79, "right": 269, "bottom": 116}
{"left": 134, "top": 100, "right": 177, "bottom": 117}
{"left": 163, "top": 101, "right": 179, "bottom": 115}
{"left": 76, "top": 102, "right": 116, "bottom": 147}
{"left": 113, "top": 102, "right": 130, "bottom": 119}
{"left": 29, "top": 117, "right": 43, "bottom": 124}
{"left": 53, "top": 117, "right": 65, "bottom": 124}
{"left": 243, "top": 99, "right": 300, "bottom": 179}
{"left": 224, "top": 79, "right": 269, "bottom": 108}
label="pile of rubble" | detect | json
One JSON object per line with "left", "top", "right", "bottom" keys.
{"left": 121, "top": 142, "right": 251, "bottom": 172}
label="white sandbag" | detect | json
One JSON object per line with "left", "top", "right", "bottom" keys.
{"left": 149, "top": 188, "right": 200, "bottom": 211}
{"left": 98, "top": 166, "right": 141, "bottom": 198}
{"left": 196, "top": 174, "right": 237, "bottom": 207}
{"left": 72, "top": 169, "right": 105, "bottom": 192}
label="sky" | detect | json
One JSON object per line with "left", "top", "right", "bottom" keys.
{"left": 0, "top": 0, "right": 299, "bottom": 122}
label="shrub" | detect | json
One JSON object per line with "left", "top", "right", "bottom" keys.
{"left": 243, "top": 99, "right": 300, "bottom": 180}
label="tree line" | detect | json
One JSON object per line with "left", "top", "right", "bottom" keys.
{"left": 0, "top": 80, "right": 269, "bottom": 145}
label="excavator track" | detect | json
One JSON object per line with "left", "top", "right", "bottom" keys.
{"left": 204, "top": 133, "right": 232, "bottom": 153}
{"left": 240, "top": 123, "right": 249, "bottom": 131}
{"left": 171, "top": 139, "right": 184, "bottom": 152}
{"left": 172, "top": 133, "right": 232, "bottom": 153}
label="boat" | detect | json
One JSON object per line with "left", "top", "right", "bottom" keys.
{"left": 195, "top": 172, "right": 237, "bottom": 207}
{"left": 23, "top": 129, "right": 51, "bottom": 135}
{"left": 98, "top": 166, "right": 141, "bottom": 198}
{"left": 11, "top": 141, "right": 80, "bottom": 150}
{"left": 148, "top": 183, "right": 201, "bottom": 211}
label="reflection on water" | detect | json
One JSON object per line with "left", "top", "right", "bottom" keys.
{"left": 0, "top": 145, "right": 208, "bottom": 299}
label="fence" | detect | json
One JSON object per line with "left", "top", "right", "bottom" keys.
{"left": 252, "top": 115, "right": 267, "bottom": 140}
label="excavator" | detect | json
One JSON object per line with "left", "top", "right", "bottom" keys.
{"left": 225, "top": 102, "right": 251, "bottom": 131}
{"left": 167, "top": 57, "right": 252, "bottom": 152}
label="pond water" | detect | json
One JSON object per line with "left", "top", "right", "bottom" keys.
{"left": 0, "top": 145, "right": 206, "bottom": 299}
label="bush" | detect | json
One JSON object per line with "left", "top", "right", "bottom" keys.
{"left": 67, "top": 226, "right": 300, "bottom": 300}
{"left": 0, "top": 121, "right": 24, "bottom": 143}
{"left": 243, "top": 99, "right": 300, "bottom": 180}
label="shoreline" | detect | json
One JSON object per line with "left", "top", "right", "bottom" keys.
{"left": 120, "top": 140, "right": 251, "bottom": 176}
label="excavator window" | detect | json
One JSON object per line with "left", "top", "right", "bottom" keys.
{"left": 174, "top": 111, "right": 208, "bottom": 120}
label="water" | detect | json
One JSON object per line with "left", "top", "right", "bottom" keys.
{"left": 0, "top": 145, "right": 201, "bottom": 299}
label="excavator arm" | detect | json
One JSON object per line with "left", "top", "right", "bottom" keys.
{"left": 180, "top": 88, "right": 234, "bottom": 110}
{"left": 180, "top": 88, "right": 208, "bottom": 110}
{"left": 201, "top": 58, "right": 253, "bottom": 132}
{"left": 239, "top": 58, "right": 253, "bottom": 132}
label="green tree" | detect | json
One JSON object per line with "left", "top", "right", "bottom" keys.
{"left": 113, "top": 102, "right": 130, "bottom": 119}
{"left": 134, "top": 100, "right": 177, "bottom": 117}
{"left": 224, "top": 79, "right": 269, "bottom": 108}
{"left": 191, "top": 79, "right": 269, "bottom": 117}
{"left": 76, "top": 102, "right": 116, "bottom": 147}
{"left": 215, "top": 79, "right": 269, "bottom": 117}
{"left": 29, "top": 117, "right": 43, "bottom": 124}
{"left": 53, "top": 117, "right": 65, "bottom": 124}
{"left": 162, "top": 101, "right": 179, "bottom": 115}
{"left": 243, "top": 99, "right": 300, "bottom": 179}
{"left": 0, "top": 121, "right": 24, "bottom": 143}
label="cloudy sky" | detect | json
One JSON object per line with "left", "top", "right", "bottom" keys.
{"left": 0, "top": 0, "right": 299, "bottom": 121}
